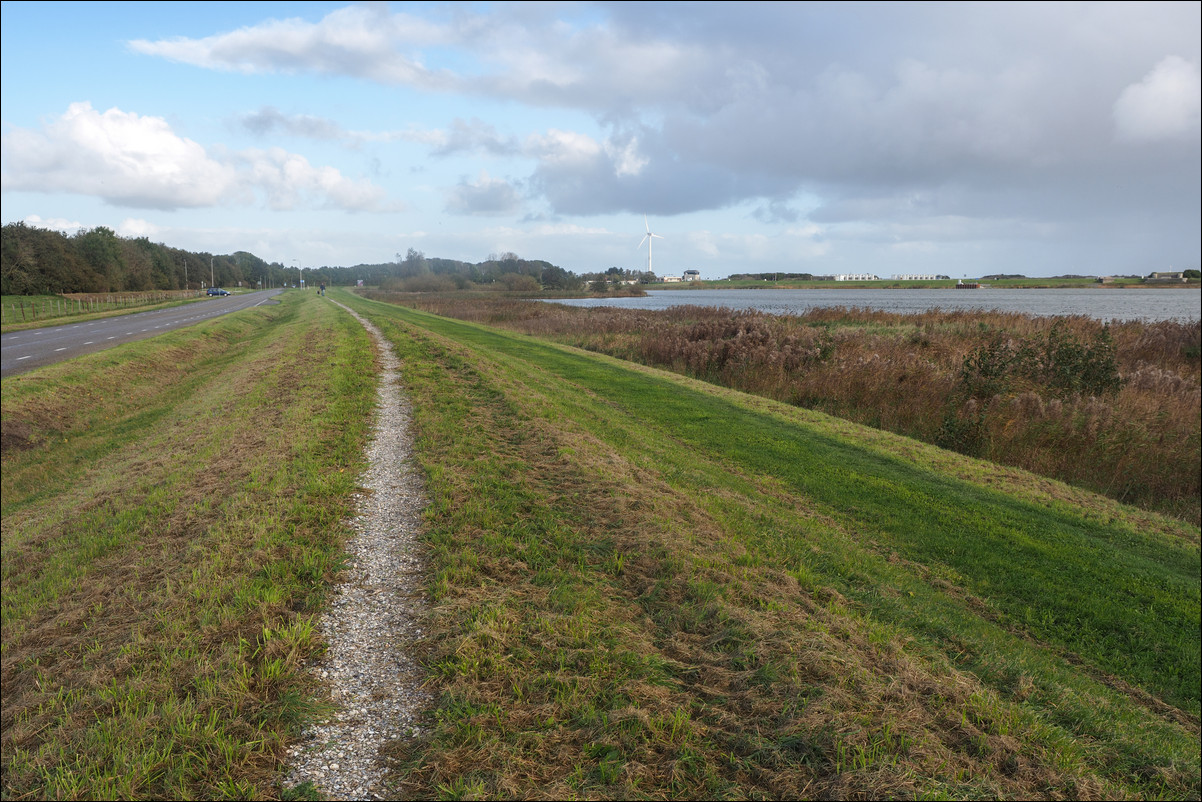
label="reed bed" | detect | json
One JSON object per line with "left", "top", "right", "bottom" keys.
{"left": 377, "top": 294, "right": 1201, "bottom": 524}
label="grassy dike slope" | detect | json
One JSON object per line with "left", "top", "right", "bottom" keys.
{"left": 335, "top": 290, "right": 1201, "bottom": 800}
{"left": 2, "top": 293, "right": 376, "bottom": 799}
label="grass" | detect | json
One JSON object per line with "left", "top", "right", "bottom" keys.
{"left": 379, "top": 296, "right": 1202, "bottom": 525}
{"left": 2, "top": 287, "right": 1198, "bottom": 799}
{"left": 1, "top": 292, "right": 210, "bottom": 333}
{"left": 2, "top": 292, "right": 376, "bottom": 799}
{"left": 334, "top": 290, "right": 1200, "bottom": 800}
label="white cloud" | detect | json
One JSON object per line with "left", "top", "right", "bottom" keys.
{"left": 2, "top": 102, "right": 239, "bottom": 209}
{"left": 128, "top": 5, "right": 456, "bottom": 89}
{"left": 22, "top": 214, "right": 85, "bottom": 234}
{"left": 116, "top": 218, "right": 162, "bottom": 238}
{"left": 1113, "top": 55, "right": 1202, "bottom": 142}
{"left": 605, "top": 136, "right": 649, "bottom": 177}
{"left": 238, "top": 147, "right": 386, "bottom": 211}
{"left": 525, "top": 129, "right": 603, "bottom": 166}
{"left": 1, "top": 102, "right": 388, "bottom": 212}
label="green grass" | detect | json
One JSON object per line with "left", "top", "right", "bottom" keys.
{"left": 370, "top": 297, "right": 1198, "bottom": 710}
{"left": 2, "top": 293, "right": 376, "bottom": 799}
{"left": 332, "top": 289, "right": 1199, "bottom": 800}
{"left": 3, "top": 286, "right": 1198, "bottom": 800}
{"left": 1, "top": 292, "right": 210, "bottom": 333}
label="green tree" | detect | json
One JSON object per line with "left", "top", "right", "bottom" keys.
{"left": 75, "top": 227, "right": 125, "bottom": 291}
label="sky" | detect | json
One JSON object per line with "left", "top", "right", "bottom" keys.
{"left": 1, "top": 1, "right": 1199, "bottom": 279}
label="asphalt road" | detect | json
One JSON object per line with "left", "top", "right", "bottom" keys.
{"left": 1, "top": 289, "right": 283, "bottom": 379}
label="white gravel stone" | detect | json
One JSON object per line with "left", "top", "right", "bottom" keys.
{"left": 284, "top": 300, "right": 432, "bottom": 801}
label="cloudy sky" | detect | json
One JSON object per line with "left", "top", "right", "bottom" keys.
{"left": 2, "top": 1, "right": 1199, "bottom": 278}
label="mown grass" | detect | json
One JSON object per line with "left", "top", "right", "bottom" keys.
{"left": 1, "top": 293, "right": 376, "bottom": 799}
{"left": 335, "top": 289, "right": 1200, "bottom": 800}
{"left": 382, "top": 296, "right": 1201, "bottom": 525}
{"left": 4, "top": 285, "right": 1198, "bottom": 800}
{"left": 1, "top": 292, "right": 209, "bottom": 333}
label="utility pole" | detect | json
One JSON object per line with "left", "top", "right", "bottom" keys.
{"left": 211, "top": 257, "right": 215, "bottom": 289}
{"left": 182, "top": 258, "right": 187, "bottom": 290}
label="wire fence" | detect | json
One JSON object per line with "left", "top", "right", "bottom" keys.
{"left": 2, "top": 291, "right": 202, "bottom": 325}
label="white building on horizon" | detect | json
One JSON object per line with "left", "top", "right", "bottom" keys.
{"left": 834, "top": 273, "right": 880, "bottom": 281}
{"left": 891, "top": 273, "right": 940, "bottom": 280}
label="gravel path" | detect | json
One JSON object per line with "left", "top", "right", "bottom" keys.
{"left": 284, "top": 301, "right": 431, "bottom": 800}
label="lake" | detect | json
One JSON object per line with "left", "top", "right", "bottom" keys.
{"left": 547, "top": 287, "right": 1201, "bottom": 323}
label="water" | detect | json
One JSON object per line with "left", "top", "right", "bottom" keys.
{"left": 547, "top": 287, "right": 1201, "bottom": 323}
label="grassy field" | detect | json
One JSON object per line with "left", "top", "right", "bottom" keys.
{"left": 338, "top": 290, "right": 1199, "bottom": 800}
{"left": 2, "top": 289, "right": 1199, "bottom": 799}
{"left": 383, "top": 296, "right": 1201, "bottom": 526}
{"left": 1, "top": 292, "right": 210, "bottom": 333}
{"left": 2, "top": 293, "right": 376, "bottom": 798}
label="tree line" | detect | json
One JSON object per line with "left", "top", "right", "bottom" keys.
{"left": 1, "top": 224, "right": 653, "bottom": 296}
{"left": 1, "top": 223, "right": 288, "bottom": 296}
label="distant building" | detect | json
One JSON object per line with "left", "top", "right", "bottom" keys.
{"left": 662, "top": 276, "right": 683, "bottom": 283}
{"left": 1147, "top": 271, "right": 1187, "bottom": 283}
{"left": 834, "top": 273, "right": 880, "bottom": 281}
{"left": 891, "top": 273, "right": 940, "bottom": 280}
{"left": 683, "top": 269, "right": 701, "bottom": 281}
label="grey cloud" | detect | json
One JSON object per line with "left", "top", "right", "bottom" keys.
{"left": 431, "top": 118, "right": 519, "bottom": 157}
{"left": 752, "top": 200, "right": 801, "bottom": 225}
{"left": 241, "top": 107, "right": 344, "bottom": 140}
{"left": 445, "top": 173, "right": 523, "bottom": 216}
{"left": 528, "top": 137, "right": 792, "bottom": 217}
{"left": 130, "top": 2, "right": 1199, "bottom": 269}
{"left": 547, "top": 3, "right": 1198, "bottom": 220}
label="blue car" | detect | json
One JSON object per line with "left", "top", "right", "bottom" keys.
{"left": 207, "top": 287, "right": 231, "bottom": 296}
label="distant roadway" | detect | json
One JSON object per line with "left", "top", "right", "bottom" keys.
{"left": 1, "top": 289, "right": 283, "bottom": 379}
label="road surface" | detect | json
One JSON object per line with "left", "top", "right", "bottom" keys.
{"left": 1, "top": 290, "right": 283, "bottom": 379}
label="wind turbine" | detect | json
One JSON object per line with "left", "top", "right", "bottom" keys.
{"left": 638, "top": 215, "right": 663, "bottom": 275}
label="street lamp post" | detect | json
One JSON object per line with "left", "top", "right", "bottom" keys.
{"left": 211, "top": 257, "right": 215, "bottom": 290}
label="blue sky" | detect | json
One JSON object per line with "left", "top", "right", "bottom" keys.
{"left": 2, "top": 1, "right": 1199, "bottom": 278}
